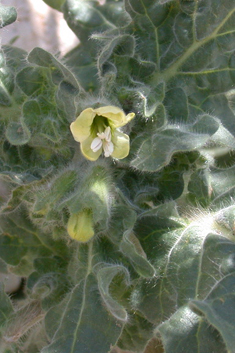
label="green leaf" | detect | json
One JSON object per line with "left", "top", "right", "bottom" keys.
{"left": 27, "top": 256, "right": 69, "bottom": 310}
{"left": 157, "top": 306, "right": 200, "bottom": 353}
{"left": 120, "top": 231, "right": 155, "bottom": 278}
{"left": 42, "top": 273, "right": 123, "bottom": 353}
{"left": 210, "top": 165, "right": 235, "bottom": 207}
{"left": 0, "top": 283, "right": 14, "bottom": 326}
{"left": 117, "top": 314, "right": 154, "bottom": 353}
{"left": 131, "top": 203, "right": 235, "bottom": 326}
{"left": 0, "top": 210, "right": 68, "bottom": 266}
{"left": 0, "top": 4, "right": 17, "bottom": 28}
{"left": 56, "top": 80, "right": 79, "bottom": 122}
{"left": 187, "top": 167, "right": 211, "bottom": 207}
{"left": 2, "top": 300, "right": 44, "bottom": 346}
{"left": 0, "top": 46, "right": 27, "bottom": 118}
{"left": 22, "top": 100, "right": 41, "bottom": 132}
{"left": 0, "top": 50, "right": 14, "bottom": 107}
{"left": 0, "top": 234, "right": 27, "bottom": 267}
{"left": 42, "top": 0, "right": 65, "bottom": 11}
{"left": 0, "top": 66, "right": 14, "bottom": 107}
{"left": 157, "top": 306, "right": 227, "bottom": 353}
{"left": 5, "top": 121, "right": 31, "bottom": 145}
{"left": 33, "top": 169, "right": 78, "bottom": 214}
{"left": 107, "top": 204, "right": 137, "bottom": 244}
{"left": 24, "top": 47, "right": 82, "bottom": 122}
{"left": 125, "top": 0, "right": 162, "bottom": 62}
{"left": 131, "top": 115, "right": 220, "bottom": 172}
{"left": 0, "top": 258, "right": 8, "bottom": 273}
{"left": 27, "top": 48, "right": 81, "bottom": 93}
{"left": 1, "top": 45, "right": 27, "bottom": 74}
{"left": 104, "top": 199, "right": 154, "bottom": 278}
{"left": 62, "top": 0, "right": 129, "bottom": 91}
{"left": 64, "top": 45, "right": 98, "bottom": 92}
{"left": 214, "top": 205, "right": 235, "bottom": 235}
{"left": 62, "top": 0, "right": 127, "bottom": 44}
{"left": 44, "top": 295, "right": 68, "bottom": 341}
{"left": 190, "top": 273, "right": 235, "bottom": 353}
{"left": 163, "top": 87, "right": 189, "bottom": 123}
{"left": 98, "top": 34, "right": 135, "bottom": 75}
{"left": 0, "top": 85, "right": 11, "bottom": 106}
{"left": 28, "top": 271, "right": 69, "bottom": 311}
{"left": 16, "top": 67, "right": 45, "bottom": 96}
{"left": 97, "top": 265, "right": 130, "bottom": 322}
{"left": 118, "top": 83, "right": 165, "bottom": 119}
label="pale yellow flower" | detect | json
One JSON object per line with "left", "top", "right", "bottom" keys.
{"left": 70, "top": 106, "right": 135, "bottom": 161}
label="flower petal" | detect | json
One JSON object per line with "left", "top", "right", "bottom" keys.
{"left": 70, "top": 108, "right": 96, "bottom": 143}
{"left": 81, "top": 135, "right": 102, "bottom": 161}
{"left": 95, "top": 106, "right": 135, "bottom": 128}
{"left": 111, "top": 130, "right": 130, "bottom": 159}
{"left": 122, "top": 112, "right": 135, "bottom": 126}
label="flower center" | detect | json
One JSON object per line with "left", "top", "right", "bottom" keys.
{"left": 90, "top": 116, "right": 109, "bottom": 136}
{"left": 90, "top": 126, "right": 114, "bottom": 157}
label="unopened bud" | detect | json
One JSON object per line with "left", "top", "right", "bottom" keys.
{"left": 67, "top": 209, "right": 94, "bottom": 242}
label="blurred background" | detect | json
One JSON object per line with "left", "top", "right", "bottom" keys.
{"left": 1, "top": 0, "right": 79, "bottom": 55}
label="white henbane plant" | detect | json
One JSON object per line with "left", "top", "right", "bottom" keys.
{"left": 1, "top": 1, "right": 235, "bottom": 353}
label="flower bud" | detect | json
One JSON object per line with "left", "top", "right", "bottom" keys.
{"left": 67, "top": 209, "right": 94, "bottom": 242}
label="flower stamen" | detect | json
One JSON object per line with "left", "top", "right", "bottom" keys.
{"left": 90, "top": 137, "right": 103, "bottom": 153}
{"left": 91, "top": 126, "right": 114, "bottom": 157}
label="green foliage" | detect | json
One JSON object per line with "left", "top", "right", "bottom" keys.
{"left": 0, "top": 4, "right": 17, "bottom": 28}
{"left": 42, "top": 0, "right": 65, "bottom": 11}
{"left": 1, "top": 0, "right": 235, "bottom": 352}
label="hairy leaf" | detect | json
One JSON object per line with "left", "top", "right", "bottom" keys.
{"left": 0, "top": 4, "right": 17, "bottom": 28}
{"left": 42, "top": 273, "right": 123, "bottom": 353}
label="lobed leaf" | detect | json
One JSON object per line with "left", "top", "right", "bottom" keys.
{"left": 0, "top": 210, "right": 68, "bottom": 268}
{"left": 131, "top": 115, "right": 220, "bottom": 172}
{"left": 62, "top": 0, "right": 128, "bottom": 44}
{"left": 191, "top": 273, "right": 235, "bottom": 353}
{"left": 42, "top": 273, "right": 123, "bottom": 353}
{"left": 97, "top": 265, "right": 130, "bottom": 322}
{"left": 157, "top": 306, "right": 227, "bottom": 353}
